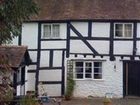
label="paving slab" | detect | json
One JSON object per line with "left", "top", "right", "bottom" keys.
{"left": 61, "top": 98, "right": 140, "bottom": 105}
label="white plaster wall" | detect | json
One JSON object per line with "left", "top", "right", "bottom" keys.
{"left": 137, "top": 23, "right": 140, "bottom": 38}
{"left": 92, "top": 22, "right": 110, "bottom": 37}
{"left": 38, "top": 84, "right": 61, "bottom": 96}
{"left": 29, "top": 51, "right": 37, "bottom": 62}
{"left": 60, "top": 23, "right": 67, "bottom": 39}
{"left": 40, "top": 51, "right": 50, "bottom": 67}
{"left": 70, "top": 40, "right": 109, "bottom": 54}
{"left": 22, "top": 23, "right": 38, "bottom": 49}
{"left": 39, "top": 70, "right": 62, "bottom": 81}
{"left": 136, "top": 41, "right": 140, "bottom": 55}
{"left": 73, "top": 57, "right": 123, "bottom": 98}
{"left": 26, "top": 73, "right": 35, "bottom": 91}
{"left": 70, "top": 40, "right": 92, "bottom": 53}
{"left": 89, "top": 41, "right": 109, "bottom": 54}
{"left": 41, "top": 41, "right": 66, "bottom": 49}
{"left": 114, "top": 41, "right": 133, "bottom": 55}
{"left": 71, "top": 22, "right": 88, "bottom": 37}
{"left": 28, "top": 65, "right": 36, "bottom": 70}
{"left": 53, "top": 51, "right": 62, "bottom": 67}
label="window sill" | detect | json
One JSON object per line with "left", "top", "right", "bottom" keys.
{"left": 74, "top": 79, "right": 104, "bottom": 81}
{"left": 41, "top": 38, "right": 66, "bottom": 41}
{"left": 114, "top": 37, "right": 133, "bottom": 39}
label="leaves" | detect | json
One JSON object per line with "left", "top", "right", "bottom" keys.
{"left": 0, "top": 54, "right": 13, "bottom": 103}
{"left": 0, "top": 0, "right": 38, "bottom": 44}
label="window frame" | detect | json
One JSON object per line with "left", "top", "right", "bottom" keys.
{"left": 114, "top": 23, "right": 133, "bottom": 38}
{"left": 42, "top": 23, "right": 60, "bottom": 39}
{"left": 73, "top": 61, "right": 103, "bottom": 80}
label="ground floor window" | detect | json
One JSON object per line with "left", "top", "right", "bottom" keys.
{"left": 73, "top": 61, "right": 102, "bottom": 80}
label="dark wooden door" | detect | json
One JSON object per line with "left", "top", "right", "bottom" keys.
{"left": 127, "top": 62, "right": 140, "bottom": 96}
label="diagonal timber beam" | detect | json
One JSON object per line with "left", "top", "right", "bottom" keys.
{"left": 69, "top": 23, "right": 99, "bottom": 55}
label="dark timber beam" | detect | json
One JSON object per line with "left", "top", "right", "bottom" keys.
{"left": 109, "top": 22, "right": 115, "bottom": 61}
{"left": 49, "top": 50, "right": 53, "bottom": 67}
{"left": 61, "top": 50, "right": 65, "bottom": 95}
{"left": 35, "top": 22, "right": 41, "bottom": 96}
{"left": 66, "top": 22, "right": 70, "bottom": 58}
{"left": 132, "top": 22, "right": 137, "bottom": 60}
{"left": 88, "top": 21, "right": 92, "bottom": 38}
{"left": 69, "top": 23, "right": 99, "bottom": 55}
{"left": 18, "top": 34, "right": 22, "bottom": 45}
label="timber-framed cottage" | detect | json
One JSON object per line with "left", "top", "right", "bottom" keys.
{"left": 12, "top": 0, "right": 140, "bottom": 98}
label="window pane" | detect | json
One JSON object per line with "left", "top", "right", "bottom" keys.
{"left": 85, "top": 62, "right": 92, "bottom": 73}
{"left": 125, "top": 24, "right": 132, "bottom": 30}
{"left": 75, "top": 62, "right": 84, "bottom": 79}
{"left": 94, "top": 68, "right": 102, "bottom": 73}
{"left": 115, "top": 24, "right": 123, "bottom": 37}
{"left": 85, "top": 68, "right": 92, "bottom": 73}
{"left": 94, "top": 62, "right": 102, "bottom": 67}
{"left": 85, "top": 62, "right": 92, "bottom": 67}
{"left": 124, "top": 24, "right": 132, "bottom": 37}
{"left": 76, "top": 68, "right": 83, "bottom": 73}
{"left": 93, "top": 62, "right": 102, "bottom": 79}
{"left": 85, "top": 62, "right": 92, "bottom": 78}
{"left": 94, "top": 74, "right": 102, "bottom": 79}
{"left": 85, "top": 74, "right": 92, "bottom": 78}
{"left": 76, "top": 74, "right": 83, "bottom": 79}
{"left": 53, "top": 25, "right": 60, "bottom": 37}
{"left": 76, "top": 62, "right": 83, "bottom": 67}
{"left": 85, "top": 68, "right": 92, "bottom": 78}
{"left": 43, "top": 25, "right": 51, "bottom": 38}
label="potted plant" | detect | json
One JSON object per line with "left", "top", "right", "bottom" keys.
{"left": 103, "top": 97, "right": 112, "bottom": 105}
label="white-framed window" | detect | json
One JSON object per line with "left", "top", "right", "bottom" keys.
{"left": 42, "top": 24, "right": 60, "bottom": 39}
{"left": 114, "top": 23, "right": 133, "bottom": 38}
{"left": 73, "top": 61, "right": 102, "bottom": 80}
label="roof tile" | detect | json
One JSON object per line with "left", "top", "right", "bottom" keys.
{"left": 31, "top": 0, "right": 140, "bottom": 21}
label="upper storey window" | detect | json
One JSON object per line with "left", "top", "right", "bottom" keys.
{"left": 42, "top": 24, "right": 60, "bottom": 39}
{"left": 114, "top": 23, "right": 133, "bottom": 38}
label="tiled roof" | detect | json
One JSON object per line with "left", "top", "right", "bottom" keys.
{"left": 31, "top": 0, "right": 140, "bottom": 21}
{"left": 0, "top": 46, "right": 30, "bottom": 68}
